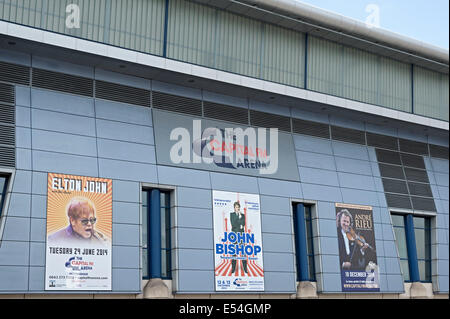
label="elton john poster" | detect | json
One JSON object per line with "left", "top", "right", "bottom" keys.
{"left": 45, "top": 173, "right": 112, "bottom": 291}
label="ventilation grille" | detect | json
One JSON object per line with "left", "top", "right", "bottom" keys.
{"left": 376, "top": 149, "right": 402, "bottom": 165}
{"left": 292, "top": 118, "right": 330, "bottom": 139}
{"left": 376, "top": 148, "right": 435, "bottom": 212}
{"left": 0, "top": 61, "right": 30, "bottom": 85}
{"left": 1, "top": 62, "right": 447, "bottom": 163}
{"left": 400, "top": 153, "right": 425, "bottom": 169}
{"left": 331, "top": 126, "right": 366, "bottom": 145}
{"left": 0, "top": 83, "right": 15, "bottom": 104}
{"left": 0, "top": 146, "right": 15, "bottom": 167}
{"left": 408, "top": 182, "right": 433, "bottom": 197}
{"left": 404, "top": 167, "right": 429, "bottom": 183}
{"left": 152, "top": 91, "right": 202, "bottom": 117}
{"left": 382, "top": 178, "right": 408, "bottom": 195}
{"left": 366, "top": 132, "right": 398, "bottom": 150}
{"left": 32, "top": 68, "right": 93, "bottom": 97}
{"left": 0, "top": 82, "right": 15, "bottom": 168}
{"left": 0, "top": 124, "right": 15, "bottom": 146}
{"left": 0, "top": 104, "right": 15, "bottom": 124}
{"left": 411, "top": 197, "right": 436, "bottom": 212}
{"left": 96, "top": 80, "right": 150, "bottom": 107}
{"left": 249, "top": 110, "right": 291, "bottom": 132}
{"left": 203, "top": 101, "right": 248, "bottom": 125}
{"left": 399, "top": 138, "right": 429, "bottom": 155}
{"left": 385, "top": 194, "right": 412, "bottom": 209}
{"left": 429, "top": 144, "right": 449, "bottom": 160}
{"left": 379, "top": 164, "right": 405, "bottom": 179}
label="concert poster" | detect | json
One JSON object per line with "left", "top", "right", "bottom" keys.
{"left": 213, "top": 190, "right": 264, "bottom": 291}
{"left": 45, "top": 173, "right": 112, "bottom": 291}
{"left": 335, "top": 203, "right": 380, "bottom": 292}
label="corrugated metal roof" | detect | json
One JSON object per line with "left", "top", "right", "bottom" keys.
{"left": 193, "top": 0, "right": 449, "bottom": 73}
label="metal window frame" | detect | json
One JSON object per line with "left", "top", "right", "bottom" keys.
{"left": 0, "top": 168, "right": 15, "bottom": 247}
{"left": 390, "top": 210, "right": 434, "bottom": 284}
{"left": 141, "top": 187, "right": 173, "bottom": 281}
{"left": 292, "top": 202, "right": 316, "bottom": 282}
{"left": 0, "top": 174, "right": 9, "bottom": 217}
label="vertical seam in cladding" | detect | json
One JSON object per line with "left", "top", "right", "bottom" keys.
{"left": 93, "top": 68, "right": 100, "bottom": 178}
{"left": 29, "top": 57, "right": 34, "bottom": 173}
{"left": 129, "top": 0, "right": 135, "bottom": 49}
{"left": 28, "top": 61, "right": 33, "bottom": 291}
{"left": 200, "top": 89, "right": 204, "bottom": 117}
{"left": 163, "top": 0, "right": 170, "bottom": 58}
{"left": 149, "top": 87, "right": 160, "bottom": 184}
{"left": 411, "top": 64, "right": 414, "bottom": 115}
{"left": 376, "top": 55, "right": 381, "bottom": 106}
{"left": 40, "top": 0, "right": 46, "bottom": 29}
{"left": 125, "top": 0, "right": 130, "bottom": 48}
{"left": 212, "top": 8, "right": 218, "bottom": 69}
{"left": 259, "top": 22, "right": 264, "bottom": 80}
{"left": 329, "top": 115, "right": 344, "bottom": 204}
{"left": 304, "top": 33, "right": 308, "bottom": 90}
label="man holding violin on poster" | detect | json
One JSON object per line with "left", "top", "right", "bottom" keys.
{"left": 336, "top": 209, "right": 374, "bottom": 271}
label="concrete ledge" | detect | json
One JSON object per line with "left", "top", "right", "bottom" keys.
{"left": 400, "top": 282, "right": 436, "bottom": 299}
{"left": 143, "top": 278, "right": 173, "bottom": 299}
{"left": 296, "top": 281, "right": 318, "bottom": 299}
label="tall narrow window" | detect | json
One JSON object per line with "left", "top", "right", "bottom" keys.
{"left": 293, "top": 203, "right": 316, "bottom": 281}
{"left": 414, "top": 217, "right": 431, "bottom": 282}
{"left": 304, "top": 205, "right": 316, "bottom": 281}
{"left": 160, "top": 191, "right": 171, "bottom": 279}
{"left": 392, "top": 213, "right": 432, "bottom": 283}
{"left": 142, "top": 189, "right": 172, "bottom": 280}
{"left": 392, "top": 214, "right": 410, "bottom": 282}
{"left": 0, "top": 174, "right": 9, "bottom": 218}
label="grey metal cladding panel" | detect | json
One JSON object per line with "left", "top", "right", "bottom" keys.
{"left": 330, "top": 126, "right": 365, "bottom": 145}
{"left": 366, "top": 132, "right": 398, "bottom": 151}
{"left": 429, "top": 144, "right": 449, "bottom": 160}
{"left": 382, "top": 178, "right": 409, "bottom": 195}
{"left": 292, "top": 118, "right": 330, "bottom": 139}
{"left": 0, "top": 146, "right": 15, "bottom": 167}
{"left": 0, "top": 61, "right": 30, "bottom": 86}
{"left": 249, "top": 110, "right": 291, "bottom": 132}
{"left": 0, "top": 124, "right": 14, "bottom": 146}
{"left": 411, "top": 196, "right": 436, "bottom": 212}
{"left": 407, "top": 182, "right": 433, "bottom": 197}
{"left": 378, "top": 163, "right": 405, "bottom": 179}
{"left": 0, "top": 104, "right": 15, "bottom": 124}
{"left": 32, "top": 68, "right": 93, "bottom": 97}
{"left": 400, "top": 153, "right": 426, "bottom": 169}
{"left": 0, "top": 83, "right": 15, "bottom": 104}
{"left": 398, "top": 138, "right": 429, "bottom": 156}
{"left": 376, "top": 149, "right": 402, "bottom": 165}
{"left": 404, "top": 167, "right": 430, "bottom": 183}
{"left": 385, "top": 193, "right": 412, "bottom": 209}
{"left": 152, "top": 91, "right": 202, "bottom": 116}
{"left": 95, "top": 80, "right": 150, "bottom": 107}
{"left": 203, "top": 101, "right": 248, "bottom": 125}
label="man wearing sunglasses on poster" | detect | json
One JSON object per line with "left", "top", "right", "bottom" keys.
{"left": 48, "top": 197, "right": 108, "bottom": 245}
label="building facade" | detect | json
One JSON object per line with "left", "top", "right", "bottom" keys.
{"left": 0, "top": 0, "right": 448, "bottom": 299}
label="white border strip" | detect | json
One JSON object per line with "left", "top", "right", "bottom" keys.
{"left": 1, "top": 21, "right": 448, "bottom": 131}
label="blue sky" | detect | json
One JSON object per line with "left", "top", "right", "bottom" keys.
{"left": 297, "top": 0, "right": 449, "bottom": 50}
